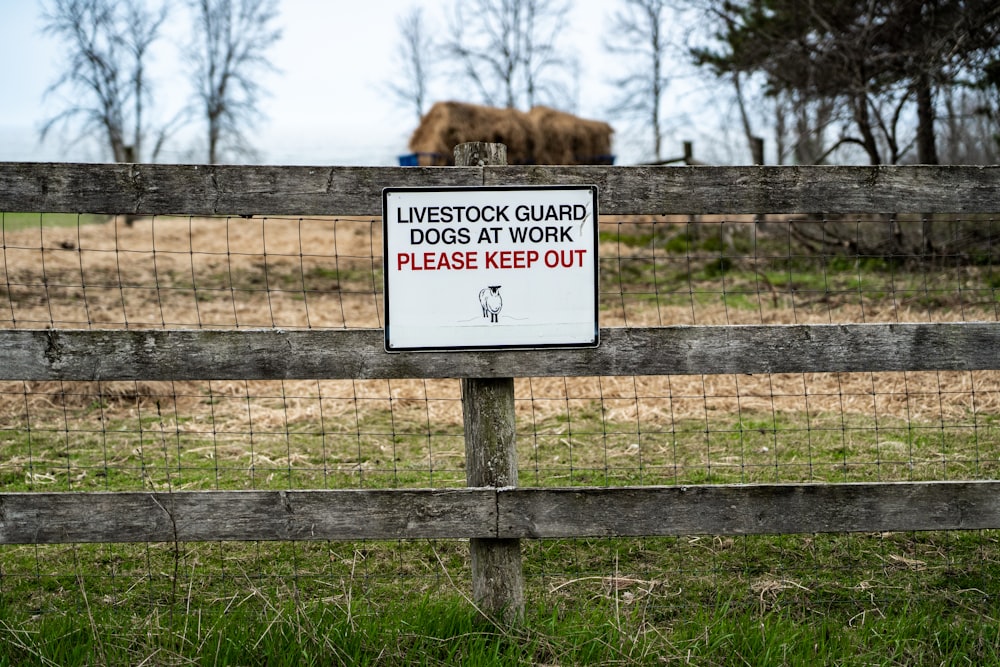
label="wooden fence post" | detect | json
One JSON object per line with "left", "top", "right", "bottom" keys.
{"left": 454, "top": 142, "right": 525, "bottom": 623}
{"left": 751, "top": 136, "right": 765, "bottom": 165}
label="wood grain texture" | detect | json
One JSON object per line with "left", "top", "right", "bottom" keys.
{"left": 0, "top": 489, "right": 497, "bottom": 543}
{"left": 2, "top": 163, "right": 999, "bottom": 216}
{"left": 463, "top": 378, "right": 518, "bottom": 488}
{"left": 0, "top": 163, "right": 481, "bottom": 216}
{"left": 497, "top": 482, "right": 1000, "bottom": 537}
{"left": 456, "top": 142, "right": 525, "bottom": 623}
{"left": 1, "top": 323, "right": 997, "bottom": 381}
{"left": 3, "top": 482, "right": 999, "bottom": 544}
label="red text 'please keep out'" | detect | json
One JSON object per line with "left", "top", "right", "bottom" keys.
{"left": 397, "top": 249, "right": 588, "bottom": 271}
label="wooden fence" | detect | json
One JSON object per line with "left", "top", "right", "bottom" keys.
{"left": 2, "top": 156, "right": 1000, "bottom": 619}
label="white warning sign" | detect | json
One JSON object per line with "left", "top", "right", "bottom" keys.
{"left": 383, "top": 185, "right": 599, "bottom": 352}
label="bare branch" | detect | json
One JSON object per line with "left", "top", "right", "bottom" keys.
{"left": 186, "top": 0, "right": 282, "bottom": 164}
{"left": 605, "top": 0, "right": 671, "bottom": 161}
{"left": 40, "top": 0, "right": 172, "bottom": 163}
{"left": 443, "top": 0, "right": 572, "bottom": 111}
{"left": 387, "top": 7, "right": 436, "bottom": 124}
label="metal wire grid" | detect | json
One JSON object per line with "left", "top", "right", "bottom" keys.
{"left": 3, "top": 212, "right": 997, "bottom": 331}
{"left": 1, "top": 211, "right": 999, "bottom": 624}
{"left": 0, "top": 214, "right": 384, "bottom": 330}
{"left": 1, "top": 212, "right": 998, "bottom": 490}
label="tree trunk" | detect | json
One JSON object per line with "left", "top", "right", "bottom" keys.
{"left": 853, "top": 94, "right": 882, "bottom": 165}
{"left": 915, "top": 74, "right": 939, "bottom": 165}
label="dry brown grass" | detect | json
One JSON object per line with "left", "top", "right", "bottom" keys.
{"left": 0, "top": 214, "right": 384, "bottom": 330}
{"left": 1, "top": 214, "right": 997, "bottom": 437}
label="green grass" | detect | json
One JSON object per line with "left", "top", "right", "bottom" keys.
{"left": 4, "top": 404, "right": 997, "bottom": 492}
{"left": 1, "top": 212, "right": 109, "bottom": 231}
{"left": 601, "top": 254, "right": 1000, "bottom": 315}
{"left": 0, "top": 591, "right": 662, "bottom": 665}
{"left": 1, "top": 530, "right": 998, "bottom": 665}
{"left": 597, "top": 220, "right": 1000, "bottom": 319}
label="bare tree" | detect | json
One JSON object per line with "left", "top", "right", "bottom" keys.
{"left": 187, "top": 0, "right": 281, "bottom": 164}
{"left": 445, "top": 0, "right": 572, "bottom": 110}
{"left": 604, "top": 0, "right": 671, "bottom": 162}
{"left": 520, "top": 0, "right": 572, "bottom": 108}
{"left": 40, "top": 0, "right": 169, "bottom": 162}
{"left": 939, "top": 84, "right": 1000, "bottom": 164}
{"left": 388, "top": 7, "right": 435, "bottom": 123}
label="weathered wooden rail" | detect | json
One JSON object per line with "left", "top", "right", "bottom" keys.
{"left": 2, "top": 323, "right": 997, "bottom": 380}
{"left": 2, "top": 159, "right": 1000, "bottom": 620}
{"left": 3, "top": 481, "right": 999, "bottom": 544}
{"left": 2, "top": 162, "right": 997, "bottom": 215}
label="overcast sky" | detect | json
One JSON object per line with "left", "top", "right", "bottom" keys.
{"left": 1, "top": 0, "right": 689, "bottom": 166}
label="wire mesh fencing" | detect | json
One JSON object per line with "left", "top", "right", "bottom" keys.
{"left": 2, "top": 206, "right": 1000, "bottom": 653}
{"left": 3, "top": 211, "right": 999, "bottom": 491}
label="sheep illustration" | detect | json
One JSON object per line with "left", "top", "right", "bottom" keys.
{"left": 479, "top": 286, "right": 502, "bottom": 323}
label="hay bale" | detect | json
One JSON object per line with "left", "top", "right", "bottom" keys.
{"left": 528, "top": 106, "right": 614, "bottom": 165}
{"left": 408, "top": 101, "right": 613, "bottom": 165}
{"left": 408, "top": 101, "right": 538, "bottom": 165}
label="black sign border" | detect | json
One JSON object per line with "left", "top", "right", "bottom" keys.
{"left": 382, "top": 185, "right": 600, "bottom": 353}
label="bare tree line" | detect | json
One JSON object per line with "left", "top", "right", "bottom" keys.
{"left": 41, "top": 0, "right": 1000, "bottom": 168}
{"left": 390, "top": 0, "right": 1000, "bottom": 167}
{"left": 41, "top": 0, "right": 280, "bottom": 164}
{"left": 390, "top": 0, "right": 577, "bottom": 122}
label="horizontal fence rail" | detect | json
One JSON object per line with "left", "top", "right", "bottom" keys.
{"left": 1, "top": 323, "right": 999, "bottom": 381}
{"left": 3, "top": 482, "right": 999, "bottom": 544}
{"left": 2, "top": 162, "right": 999, "bottom": 215}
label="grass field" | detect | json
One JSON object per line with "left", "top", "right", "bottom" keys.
{"left": 2, "top": 213, "right": 1000, "bottom": 664}
{"left": 1, "top": 212, "right": 109, "bottom": 231}
{"left": 2, "top": 531, "right": 998, "bottom": 664}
